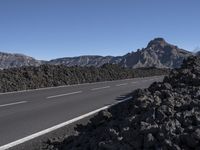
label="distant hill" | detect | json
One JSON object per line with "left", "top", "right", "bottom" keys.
{"left": 0, "top": 38, "right": 194, "bottom": 69}
{"left": 0, "top": 52, "right": 42, "bottom": 69}
{"left": 48, "top": 55, "right": 123, "bottom": 67}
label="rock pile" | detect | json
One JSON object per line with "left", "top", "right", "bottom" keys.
{"left": 44, "top": 56, "right": 200, "bottom": 150}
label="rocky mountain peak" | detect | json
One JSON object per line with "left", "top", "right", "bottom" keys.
{"left": 120, "top": 38, "right": 193, "bottom": 68}
{"left": 147, "top": 37, "right": 168, "bottom": 49}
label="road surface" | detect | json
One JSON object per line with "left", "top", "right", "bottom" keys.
{"left": 0, "top": 76, "right": 164, "bottom": 149}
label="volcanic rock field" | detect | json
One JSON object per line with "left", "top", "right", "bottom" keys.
{"left": 42, "top": 56, "right": 200, "bottom": 150}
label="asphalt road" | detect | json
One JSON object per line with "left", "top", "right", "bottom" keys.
{"left": 0, "top": 76, "right": 164, "bottom": 148}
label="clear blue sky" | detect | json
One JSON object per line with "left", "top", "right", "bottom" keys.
{"left": 0, "top": 0, "right": 199, "bottom": 60}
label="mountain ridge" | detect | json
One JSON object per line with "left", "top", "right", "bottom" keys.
{"left": 0, "top": 38, "right": 194, "bottom": 69}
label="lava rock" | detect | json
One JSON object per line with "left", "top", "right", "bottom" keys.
{"left": 43, "top": 56, "right": 200, "bottom": 150}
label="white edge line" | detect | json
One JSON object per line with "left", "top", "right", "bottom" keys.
{"left": 0, "top": 75, "right": 164, "bottom": 95}
{"left": 91, "top": 86, "right": 110, "bottom": 91}
{"left": 0, "top": 96, "right": 132, "bottom": 150}
{"left": 46, "top": 91, "right": 82, "bottom": 99}
{"left": 0, "top": 101, "right": 27, "bottom": 107}
{"left": 116, "top": 83, "right": 128, "bottom": 86}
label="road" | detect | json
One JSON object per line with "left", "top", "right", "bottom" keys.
{"left": 0, "top": 76, "right": 164, "bottom": 149}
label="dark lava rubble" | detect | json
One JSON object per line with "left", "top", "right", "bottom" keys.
{"left": 44, "top": 56, "right": 200, "bottom": 150}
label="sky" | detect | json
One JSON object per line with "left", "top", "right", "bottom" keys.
{"left": 0, "top": 0, "right": 199, "bottom": 60}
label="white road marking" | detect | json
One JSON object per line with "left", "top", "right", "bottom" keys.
{"left": 0, "top": 97, "right": 132, "bottom": 150}
{"left": 116, "top": 83, "right": 128, "bottom": 86}
{"left": 46, "top": 91, "right": 82, "bottom": 99}
{"left": 91, "top": 86, "right": 110, "bottom": 91}
{"left": 0, "top": 101, "right": 27, "bottom": 108}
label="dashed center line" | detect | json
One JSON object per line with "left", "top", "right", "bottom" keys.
{"left": 116, "top": 83, "right": 128, "bottom": 87}
{"left": 91, "top": 86, "right": 110, "bottom": 91}
{"left": 0, "top": 101, "right": 27, "bottom": 108}
{"left": 46, "top": 91, "right": 82, "bottom": 99}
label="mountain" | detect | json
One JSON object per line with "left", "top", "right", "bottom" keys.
{"left": 120, "top": 38, "right": 193, "bottom": 68}
{"left": 0, "top": 38, "right": 194, "bottom": 69}
{"left": 48, "top": 55, "right": 123, "bottom": 67}
{"left": 0, "top": 52, "right": 42, "bottom": 69}
{"left": 48, "top": 38, "right": 193, "bottom": 68}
